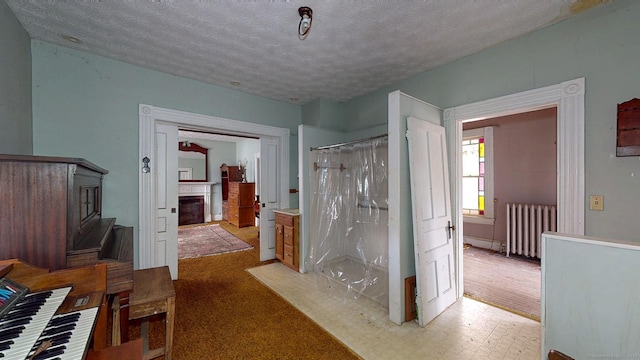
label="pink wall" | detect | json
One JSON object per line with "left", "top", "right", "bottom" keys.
{"left": 463, "top": 107, "right": 557, "bottom": 244}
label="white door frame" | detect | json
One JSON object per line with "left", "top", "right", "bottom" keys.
{"left": 138, "top": 104, "right": 290, "bottom": 270}
{"left": 444, "top": 77, "right": 585, "bottom": 297}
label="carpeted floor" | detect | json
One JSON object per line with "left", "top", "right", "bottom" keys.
{"left": 132, "top": 221, "right": 360, "bottom": 360}
{"left": 178, "top": 223, "right": 252, "bottom": 259}
{"left": 463, "top": 244, "right": 541, "bottom": 320}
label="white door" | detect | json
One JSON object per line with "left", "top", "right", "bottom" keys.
{"left": 406, "top": 116, "right": 456, "bottom": 326}
{"left": 155, "top": 123, "right": 179, "bottom": 279}
{"left": 259, "top": 137, "right": 279, "bottom": 262}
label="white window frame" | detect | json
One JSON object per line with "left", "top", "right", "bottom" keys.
{"left": 462, "top": 127, "right": 494, "bottom": 225}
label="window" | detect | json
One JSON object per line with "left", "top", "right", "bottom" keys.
{"left": 462, "top": 127, "right": 494, "bottom": 224}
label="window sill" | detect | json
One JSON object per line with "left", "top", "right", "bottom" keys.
{"left": 463, "top": 215, "right": 495, "bottom": 225}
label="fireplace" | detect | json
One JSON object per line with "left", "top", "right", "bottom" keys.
{"left": 179, "top": 196, "right": 204, "bottom": 226}
{"left": 178, "top": 182, "right": 215, "bottom": 223}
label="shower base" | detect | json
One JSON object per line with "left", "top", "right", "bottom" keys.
{"left": 319, "top": 256, "right": 389, "bottom": 308}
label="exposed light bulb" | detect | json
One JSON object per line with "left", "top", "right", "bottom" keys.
{"left": 298, "top": 6, "right": 313, "bottom": 39}
{"left": 301, "top": 16, "right": 310, "bottom": 30}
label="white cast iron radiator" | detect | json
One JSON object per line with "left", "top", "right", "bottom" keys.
{"left": 506, "top": 203, "right": 557, "bottom": 259}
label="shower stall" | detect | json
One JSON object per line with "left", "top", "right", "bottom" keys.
{"left": 309, "top": 135, "right": 389, "bottom": 308}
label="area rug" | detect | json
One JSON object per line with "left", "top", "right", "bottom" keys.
{"left": 178, "top": 223, "right": 252, "bottom": 259}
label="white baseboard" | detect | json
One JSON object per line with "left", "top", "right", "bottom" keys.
{"left": 464, "top": 236, "right": 504, "bottom": 252}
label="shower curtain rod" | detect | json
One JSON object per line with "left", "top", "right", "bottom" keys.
{"left": 309, "top": 133, "right": 388, "bottom": 151}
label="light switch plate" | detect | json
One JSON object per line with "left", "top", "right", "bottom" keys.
{"left": 589, "top": 195, "right": 604, "bottom": 211}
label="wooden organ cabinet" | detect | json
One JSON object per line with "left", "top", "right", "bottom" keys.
{"left": 274, "top": 210, "right": 300, "bottom": 272}
{"left": 0, "top": 155, "right": 133, "bottom": 307}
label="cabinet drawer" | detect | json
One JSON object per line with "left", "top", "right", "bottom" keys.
{"left": 275, "top": 224, "right": 284, "bottom": 261}
{"left": 238, "top": 207, "right": 255, "bottom": 223}
{"left": 275, "top": 213, "right": 294, "bottom": 227}
{"left": 283, "top": 244, "right": 294, "bottom": 267}
{"left": 229, "top": 182, "right": 240, "bottom": 193}
{"left": 228, "top": 197, "right": 239, "bottom": 207}
{"left": 283, "top": 226, "right": 294, "bottom": 246}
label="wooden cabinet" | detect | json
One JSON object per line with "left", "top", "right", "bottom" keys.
{"left": 227, "top": 182, "right": 255, "bottom": 228}
{"left": 274, "top": 210, "right": 299, "bottom": 272}
{"left": 220, "top": 163, "right": 242, "bottom": 222}
{"left": 219, "top": 163, "right": 241, "bottom": 201}
{"left": 0, "top": 155, "right": 112, "bottom": 270}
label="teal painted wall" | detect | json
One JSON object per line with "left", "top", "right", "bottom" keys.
{"left": 20, "top": 0, "right": 640, "bottom": 256}
{"left": 31, "top": 41, "right": 301, "bottom": 244}
{"left": 301, "top": 98, "right": 346, "bottom": 131}
{"left": 236, "top": 138, "right": 260, "bottom": 183}
{"left": 341, "top": 0, "right": 640, "bottom": 242}
{"left": 0, "top": 0, "right": 32, "bottom": 154}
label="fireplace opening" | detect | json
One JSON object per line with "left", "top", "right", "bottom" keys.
{"left": 179, "top": 196, "right": 205, "bottom": 226}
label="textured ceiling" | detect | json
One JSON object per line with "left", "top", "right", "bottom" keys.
{"left": 6, "top": 1, "right": 596, "bottom": 105}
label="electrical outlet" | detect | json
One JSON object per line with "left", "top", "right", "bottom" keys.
{"left": 589, "top": 195, "right": 604, "bottom": 211}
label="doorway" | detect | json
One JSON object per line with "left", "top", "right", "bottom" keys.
{"left": 445, "top": 77, "right": 585, "bottom": 309}
{"left": 138, "top": 104, "right": 290, "bottom": 278}
{"left": 177, "top": 129, "right": 260, "bottom": 259}
{"left": 459, "top": 106, "right": 556, "bottom": 320}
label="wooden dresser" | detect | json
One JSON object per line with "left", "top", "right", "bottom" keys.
{"left": 274, "top": 209, "right": 300, "bottom": 272}
{"left": 220, "top": 163, "right": 241, "bottom": 223}
{"left": 227, "top": 182, "right": 255, "bottom": 228}
{"left": 220, "top": 163, "right": 241, "bottom": 201}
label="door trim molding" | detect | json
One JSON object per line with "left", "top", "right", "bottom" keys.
{"left": 444, "top": 77, "right": 585, "bottom": 297}
{"left": 138, "top": 104, "right": 290, "bottom": 270}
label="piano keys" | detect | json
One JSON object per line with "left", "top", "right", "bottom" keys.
{"left": 0, "top": 287, "right": 71, "bottom": 359}
{"left": 27, "top": 307, "right": 99, "bottom": 360}
{"left": 0, "top": 259, "right": 109, "bottom": 353}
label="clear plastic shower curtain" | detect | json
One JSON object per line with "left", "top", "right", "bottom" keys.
{"left": 309, "top": 136, "right": 389, "bottom": 308}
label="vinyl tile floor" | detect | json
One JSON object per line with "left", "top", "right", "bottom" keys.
{"left": 248, "top": 263, "right": 541, "bottom": 360}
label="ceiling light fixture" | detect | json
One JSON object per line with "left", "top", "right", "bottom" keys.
{"left": 298, "top": 6, "right": 313, "bottom": 40}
